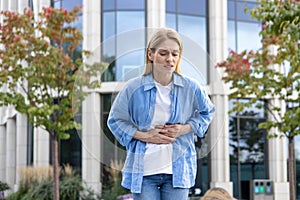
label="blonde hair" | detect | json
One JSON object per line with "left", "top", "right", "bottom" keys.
{"left": 201, "top": 187, "right": 235, "bottom": 200}
{"left": 143, "top": 28, "right": 183, "bottom": 75}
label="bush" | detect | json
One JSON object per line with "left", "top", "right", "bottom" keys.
{"left": 0, "top": 181, "right": 9, "bottom": 192}
{"left": 7, "top": 165, "right": 101, "bottom": 200}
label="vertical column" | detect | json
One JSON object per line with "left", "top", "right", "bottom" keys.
{"left": 8, "top": 0, "right": 17, "bottom": 11}
{"left": 0, "top": 124, "right": 6, "bottom": 182}
{"left": 268, "top": 99, "right": 289, "bottom": 200}
{"left": 147, "top": 0, "right": 165, "bottom": 28}
{"left": 6, "top": 118, "right": 16, "bottom": 190}
{"left": 82, "top": 93, "right": 101, "bottom": 194}
{"left": 33, "top": 127, "right": 50, "bottom": 165}
{"left": 83, "top": 0, "right": 101, "bottom": 58}
{"left": 208, "top": 0, "right": 233, "bottom": 194}
{"left": 0, "top": 0, "right": 9, "bottom": 20}
{"left": 82, "top": 0, "right": 101, "bottom": 194}
{"left": 18, "top": 0, "right": 29, "bottom": 13}
{"left": 16, "top": 114, "right": 28, "bottom": 183}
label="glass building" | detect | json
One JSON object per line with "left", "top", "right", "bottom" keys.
{"left": 0, "top": 0, "right": 297, "bottom": 199}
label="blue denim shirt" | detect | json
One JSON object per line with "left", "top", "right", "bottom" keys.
{"left": 107, "top": 72, "right": 215, "bottom": 193}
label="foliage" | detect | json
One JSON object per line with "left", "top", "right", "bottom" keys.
{"left": 217, "top": 1, "right": 300, "bottom": 199}
{"left": 7, "top": 165, "right": 101, "bottom": 200}
{"left": 0, "top": 6, "right": 107, "bottom": 200}
{"left": 217, "top": 0, "right": 300, "bottom": 138}
{"left": 0, "top": 6, "right": 106, "bottom": 140}
{"left": 0, "top": 181, "right": 9, "bottom": 192}
{"left": 102, "top": 160, "right": 130, "bottom": 200}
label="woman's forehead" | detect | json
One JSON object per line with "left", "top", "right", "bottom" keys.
{"left": 156, "top": 39, "right": 180, "bottom": 50}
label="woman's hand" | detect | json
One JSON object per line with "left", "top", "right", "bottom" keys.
{"left": 134, "top": 128, "right": 176, "bottom": 144}
{"left": 156, "top": 124, "right": 192, "bottom": 138}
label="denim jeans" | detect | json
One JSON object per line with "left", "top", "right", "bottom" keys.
{"left": 132, "top": 174, "right": 189, "bottom": 200}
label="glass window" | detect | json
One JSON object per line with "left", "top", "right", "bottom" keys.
{"left": 229, "top": 99, "right": 267, "bottom": 199}
{"left": 227, "top": 20, "right": 236, "bottom": 51}
{"left": 166, "top": 13, "right": 176, "bottom": 30}
{"left": 166, "top": 0, "right": 208, "bottom": 85}
{"left": 177, "top": 0, "right": 206, "bottom": 15}
{"left": 103, "top": 12, "right": 116, "bottom": 40}
{"left": 102, "top": 0, "right": 115, "bottom": 10}
{"left": 236, "top": 2, "right": 257, "bottom": 21}
{"left": 116, "top": 11, "right": 145, "bottom": 33}
{"left": 27, "top": 122, "right": 34, "bottom": 165}
{"left": 166, "top": 0, "right": 176, "bottom": 12}
{"left": 101, "top": 0, "right": 146, "bottom": 82}
{"left": 117, "top": 0, "right": 144, "bottom": 10}
{"left": 62, "top": 0, "right": 82, "bottom": 11}
{"left": 228, "top": 1, "right": 235, "bottom": 20}
{"left": 237, "top": 22, "right": 261, "bottom": 51}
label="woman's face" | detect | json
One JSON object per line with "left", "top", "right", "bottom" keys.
{"left": 148, "top": 39, "right": 180, "bottom": 76}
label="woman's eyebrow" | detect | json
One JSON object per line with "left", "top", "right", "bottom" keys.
{"left": 157, "top": 48, "right": 180, "bottom": 52}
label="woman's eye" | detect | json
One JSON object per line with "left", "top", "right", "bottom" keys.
{"left": 159, "top": 53, "right": 166, "bottom": 56}
{"left": 172, "top": 54, "right": 179, "bottom": 57}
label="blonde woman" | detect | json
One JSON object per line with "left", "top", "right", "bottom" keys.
{"left": 201, "top": 187, "right": 236, "bottom": 200}
{"left": 107, "top": 28, "right": 215, "bottom": 200}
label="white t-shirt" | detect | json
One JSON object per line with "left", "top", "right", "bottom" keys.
{"left": 143, "top": 81, "right": 173, "bottom": 176}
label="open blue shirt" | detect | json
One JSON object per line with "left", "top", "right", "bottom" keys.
{"left": 107, "top": 72, "right": 215, "bottom": 193}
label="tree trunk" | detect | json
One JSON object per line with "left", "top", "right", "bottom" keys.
{"left": 51, "top": 132, "right": 60, "bottom": 200}
{"left": 288, "top": 136, "right": 296, "bottom": 200}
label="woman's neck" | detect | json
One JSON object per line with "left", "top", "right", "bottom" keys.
{"left": 153, "top": 71, "right": 173, "bottom": 86}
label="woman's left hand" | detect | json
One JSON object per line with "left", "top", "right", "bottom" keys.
{"left": 156, "top": 124, "right": 191, "bottom": 138}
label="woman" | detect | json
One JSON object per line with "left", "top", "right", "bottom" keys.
{"left": 107, "top": 28, "right": 215, "bottom": 200}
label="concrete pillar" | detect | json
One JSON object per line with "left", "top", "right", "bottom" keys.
{"left": 6, "top": 118, "right": 16, "bottom": 190}
{"left": 0, "top": 125, "right": 6, "bottom": 182}
{"left": 82, "top": 0, "right": 101, "bottom": 194}
{"left": 82, "top": 93, "right": 101, "bottom": 194}
{"left": 33, "top": 127, "right": 50, "bottom": 165}
{"left": 147, "top": 0, "right": 165, "bottom": 28}
{"left": 18, "top": 0, "right": 29, "bottom": 13}
{"left": 268, "top": 99, "right": 289, "bottom": 200}
{"left": 83, "top": 0, "right": 101, "bottom": 58}
{"left": 16, "top": 114, "right": 28, "bottom": 183}
{"left": 208, "top": 0, "right": 233, "bottom": 194}
{"left": 8, "top": 0, "right": 17, "bottom": 11}
{"left": 0, "top": 0, "right": 9, "bottom": 21}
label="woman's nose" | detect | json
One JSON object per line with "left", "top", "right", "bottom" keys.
{"left": 166, "top": 53, "right": 174, "bottom": 62}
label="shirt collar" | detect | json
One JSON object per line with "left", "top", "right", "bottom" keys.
{"left": 142, "top": 72, "right": 184, "bottom": 91}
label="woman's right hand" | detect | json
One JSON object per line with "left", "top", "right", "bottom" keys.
{"left": 134, "top": 128, "right": 176, "bottom": 144}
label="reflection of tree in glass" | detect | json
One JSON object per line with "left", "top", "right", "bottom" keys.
{"left": 229, "top": 111, "right": 266, "bottom": 163}
{"left": 102, "top": 55, "right": 116, "bottom": 81}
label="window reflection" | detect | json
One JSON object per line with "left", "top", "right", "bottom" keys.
{"left": 117, "top": 0, "right": 144, "bottom": 10}
{"left": 166, "top": 0, "right": 208, "bottom": 85}
{"left": 229, "top": 99, "right": 267, "bottom": 199}
{"left": 177, "top": 0, "right": 206, "bottom": 15}
{"left": 101, "top": 0, "right": 145, "bottom": 82}
{"left": 237, "top": 22, "right": 261, "bottom": 51}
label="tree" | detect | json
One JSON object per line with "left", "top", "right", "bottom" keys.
{"left": 0, "top": 7, "right": 106, "bottom": 200}
{"left": 217, "top": 1, "right": 300, "bottom": 199}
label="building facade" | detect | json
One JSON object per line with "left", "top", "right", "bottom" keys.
{"left": 0, "top": 0, "right": 298, "bottom": 199}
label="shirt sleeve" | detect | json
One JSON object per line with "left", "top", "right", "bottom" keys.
{"left": 187, "top": 86, "right": 215, "bottom": 138}
{"left": 107, "top": 86, "right": 138, "bottom": 148}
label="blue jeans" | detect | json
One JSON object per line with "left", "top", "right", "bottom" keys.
{"left": 132, "top": 174, "right": 189, "bottom": 200}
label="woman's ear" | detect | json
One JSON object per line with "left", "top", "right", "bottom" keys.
{"left": 147, "top": 49, "right": 154, "bottom": 62}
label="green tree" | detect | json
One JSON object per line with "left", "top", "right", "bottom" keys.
{"left": 0, "top": 7, "right": 106, "bottom": 200}
{"left": 217, "top": 1, "right": 300, "bottom": 199}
